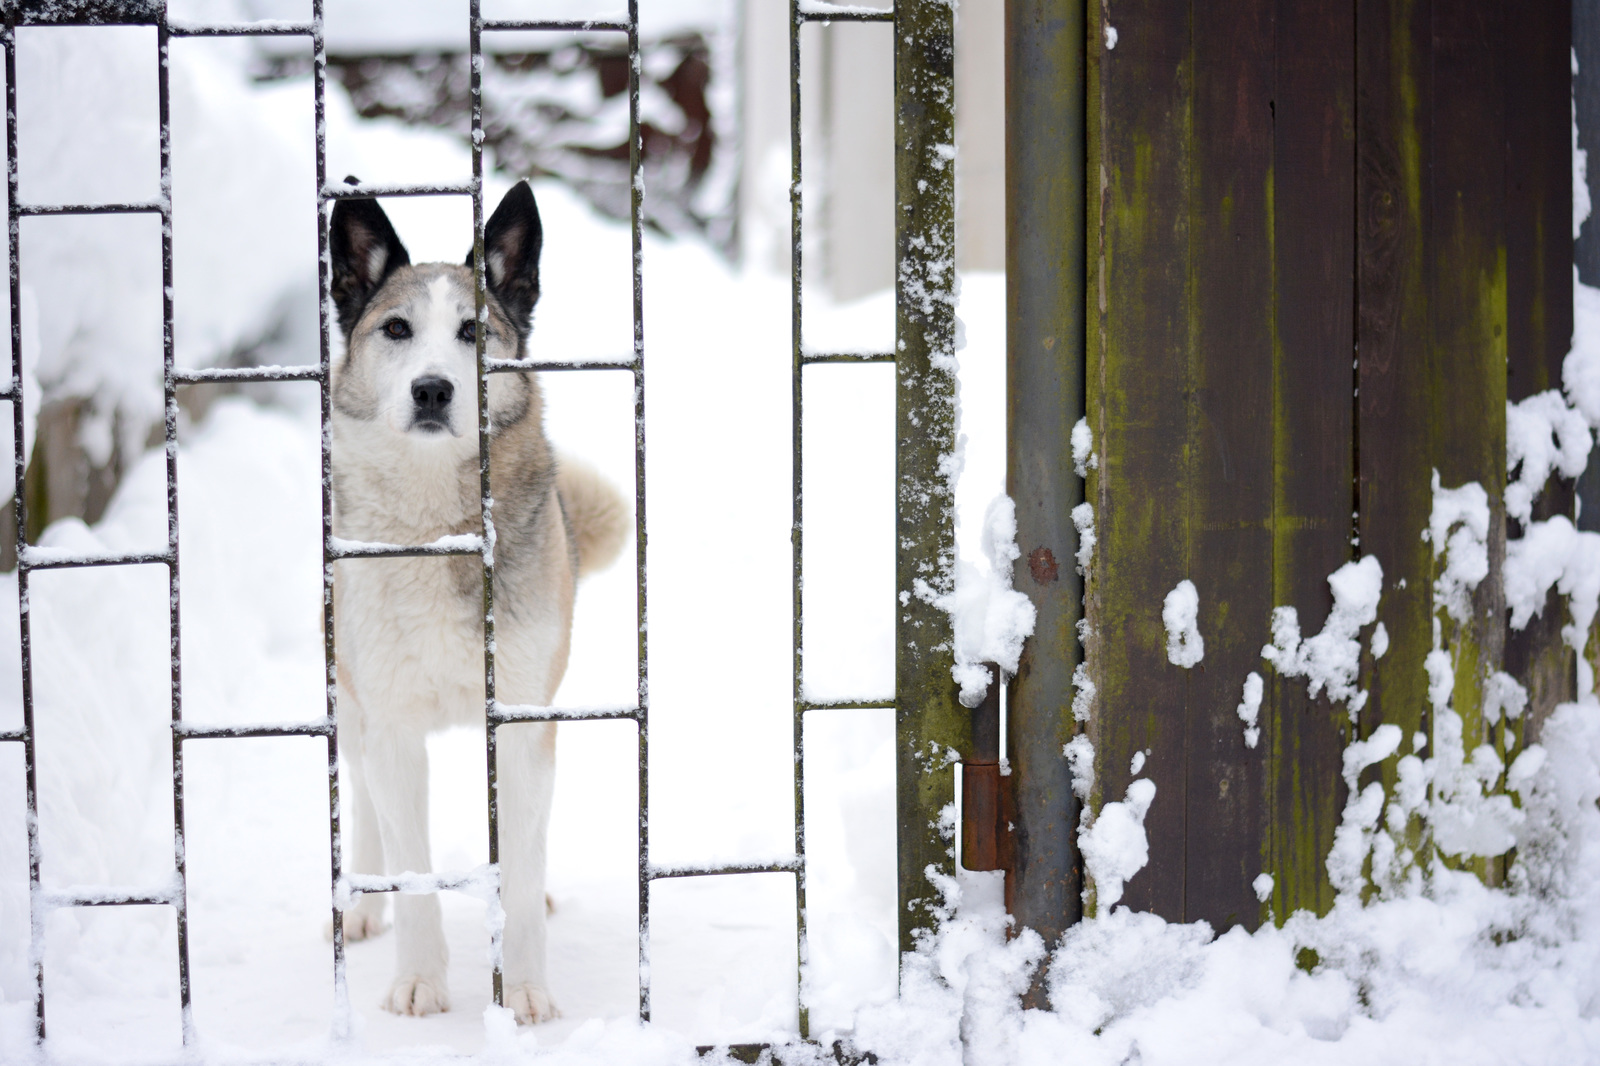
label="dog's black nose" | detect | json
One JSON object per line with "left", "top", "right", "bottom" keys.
{"left": 411, "top": 376, "right": 453, "bottom": 418}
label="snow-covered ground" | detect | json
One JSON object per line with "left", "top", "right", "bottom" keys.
{"left": 4, "top": 15, "right": 1600, "bottom": 1066}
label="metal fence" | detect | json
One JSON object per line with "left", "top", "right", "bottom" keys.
{"left": 0, "top": 0, "right": 962, "bottom": 1052}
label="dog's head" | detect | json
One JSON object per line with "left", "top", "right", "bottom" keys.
{"left": 329, "top": 180, "right": 542, "bottom": 445}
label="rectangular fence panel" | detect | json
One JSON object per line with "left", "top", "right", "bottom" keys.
{"left": 2, "top": 0, "right": 971, "bottom": 1054}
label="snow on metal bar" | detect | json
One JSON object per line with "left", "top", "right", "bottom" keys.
{"left": 320, "top": 181, "right": 476, "bottom": 202}
{"left": 167, "top": 19, "right": 316, "bottom": 37}
{"left": 481, "top": 18, "right": 630, "bottom": 32}
{"left": 172, "top": 364, "right": 323, "bottom": 385}
{"left": 5, "top": 20, "right": 45, "bottom": 1043}
{"left": 175, "top": 719, "right": 335, "bottom": 740}
{"left": 800, "top": 351, "right": 896, "bottom": 364}
{"left": 338, "top": 865, "right": 499, "bottom": 905}
{"left": 799, "top": 697, "right": 896, "bottom": 711}
{"left": 798, "top": 2, "right": 894, "bottom": 22}
{"left": 308, "top": 0, "right": 353, "bottom": 1035}
{"left": 18, "top": 546, "right": 171, "bottom": 570}
{"left": 13, "top": 1, "right": 163, "bottom": 27}
{"left": 489, "top": 701, "right": 640, "bottom": 724}
{"left": 0, "top": 729, "right": 23, "bottom": 742}
{"left": 484, "top": 356, "right": 637, "bottom": 374}
{"left": 326, "top": 533, "right": 483, "bottom": 560}
{"left": 17, "top": 200, "right": 163, "bottom": 216}
{"left": 40, "top": 873, "right": 183, "bottom": 910}
{"left": 648, "top": 857, "right": 804, "bottom": 880}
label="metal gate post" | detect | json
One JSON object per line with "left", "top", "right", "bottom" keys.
{"left": 893, "top": 0, "right": 968, "bottom": 956}
{"left": 1004, "top": 0, "right": 1085, "bottom": 981}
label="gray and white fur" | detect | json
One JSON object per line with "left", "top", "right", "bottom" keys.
{"left": 328, "top": 179, "right": 627, "bottom": 1024}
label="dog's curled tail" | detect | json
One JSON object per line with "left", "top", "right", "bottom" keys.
{"left": 557, "top": 456, "right": 629, "bottom": 578}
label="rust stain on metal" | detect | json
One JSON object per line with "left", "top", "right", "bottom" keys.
{"left": 1028, "top": 546, "right": 1059, "bottom": 584}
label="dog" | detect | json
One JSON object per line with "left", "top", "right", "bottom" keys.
{"left": 326, "top": 178, "right": 627, "bottom": 1024}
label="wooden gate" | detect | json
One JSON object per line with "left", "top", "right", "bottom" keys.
{"left": 1005, "top": 0, "right": 1576, "bottom": 936}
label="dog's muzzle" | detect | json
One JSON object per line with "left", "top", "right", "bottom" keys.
{"left": 410, "top": 376, "right": 453, "bottom": 431}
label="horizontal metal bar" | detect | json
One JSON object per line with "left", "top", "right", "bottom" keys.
{"left": 17, "top": 201, "right": 164, "bottom": 217}
{"left": 799, "top": 6, "right": 895, "bottom": 22}
{"left": 175, "top": 719, "right": 334, "bottom": 740}
{"left": 341, "top": 867, "right": 496, "bottom": 898}
{"left": 41, "top": 883, "right": 181, "bottom": 909}
{"left": 799, "top": 698, "right": 895, "bottom": 711}
{"left": 485, "top": 357, "right": 638, "bottom": 374}
{"left": 172, "top": 365, "right": 323, "bottom": 385}
{"left": 800, "top": 351, "right": 895, "bottom": 364}
{"left": 648, "top": 858, "right": 803, "bottom": 880}
{"left": 482, "top": 18, "right": 631, "bottom": 32}
{"left": 321, "top": 181, "right": 476, "bottom": 202}
{"left": 489, "top": 702, "right": 639, "bottom": 725}
{"left": 327, "top": 535, "right": 483, "bottom": 561}
{"left": 15, "top": 2, "right": 162, "bottom": 27}
{"left": 168, "top": 19, "right": 316, "bottom": 37}
{"left": 0, "top": 729, "right": 22, "bottom": 743}
{"left": 20, "top": 547, "right": 171, "bottom": 571}
{"left": 0, "top": 384, "right": 13, "bottom": 400}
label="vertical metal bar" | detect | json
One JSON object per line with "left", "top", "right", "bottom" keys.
{"left": 155, "top": 12, "right": 195, "bottom": 1043}
{"left": 4, "top": 18, "right": 43, "bottom": 1046}
{"left": 629, "top": 0, "right": 651, "bottom": 1023}
{"left": 892, "top": 0, "right": 966, "bottom": 958}
{"left": 468, "top": 0, "right": 504, "bottom": 1011}
{"left": 311, "top": 0, "right": 351, "bottom": 1038}
{"left": 786, "top": 0, "right": 810, "bottom": 1041}
{"left": 1004, "top": 0, "right": 1084, "bottom": 992}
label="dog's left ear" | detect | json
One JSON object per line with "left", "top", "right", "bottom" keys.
{"left": 467, "top": 180, "right": 543, "bottom": 335}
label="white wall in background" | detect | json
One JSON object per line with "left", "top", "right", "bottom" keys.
{"left": 739, "top": 0, "right": 1006, "bottom": 299}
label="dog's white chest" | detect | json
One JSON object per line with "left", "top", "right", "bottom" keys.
{"left": 336, "top": 557, "right": 486, "bottom": 728}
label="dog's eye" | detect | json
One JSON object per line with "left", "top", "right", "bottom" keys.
{"left": 383, "top": 318, "right": 411, "bottom": 340}
{"left": 458, "top": 320, "right": 476, "bottom": 344}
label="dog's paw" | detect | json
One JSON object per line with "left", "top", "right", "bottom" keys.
{"left": 506, "top": 984, "right": 559, "bottom": 1025}
{"left": 383, "top": 974, "right": 450, "bottom": 1016}
{"left": 325, "top": 908, "right": 390, "bottom": 943}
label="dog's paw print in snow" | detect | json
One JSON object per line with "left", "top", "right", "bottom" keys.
{"left": 384, "top": 974, "right": 451, "bottom": 1016}
{"left": 507, "top": 984, "right": 561, "bottom": 1025}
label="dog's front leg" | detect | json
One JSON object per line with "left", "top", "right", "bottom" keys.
{"left": 497, "top": 721, "right": 558, "bottom": 1024}
{"left": 339, "top": 741, "right": 391, "bottom": 941}
{"left": 363, "top": 723, "right": 450, "bottom": 1016}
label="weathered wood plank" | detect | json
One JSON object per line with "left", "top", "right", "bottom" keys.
{"left": 1183, "top": 0, "right": 1275, "bottom": 932}
{"left": 1086, "top": 0, "right": 1192, "bottom": 920}
{"left": 1264, "top": 0, "right": 1356, "bottom": 920}
{"left": 1502, "top": 0, "right": 1575, "bottom": 736}
{"left": 1356, "top": 0, "right": 1434, "bottom": 813}
{"left": 1429, "top": 0, "right": 1508, "bottom": 886}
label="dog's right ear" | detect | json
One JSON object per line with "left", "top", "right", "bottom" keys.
{"left": 329, "top": 177, "right": 410, "bottom": 337}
